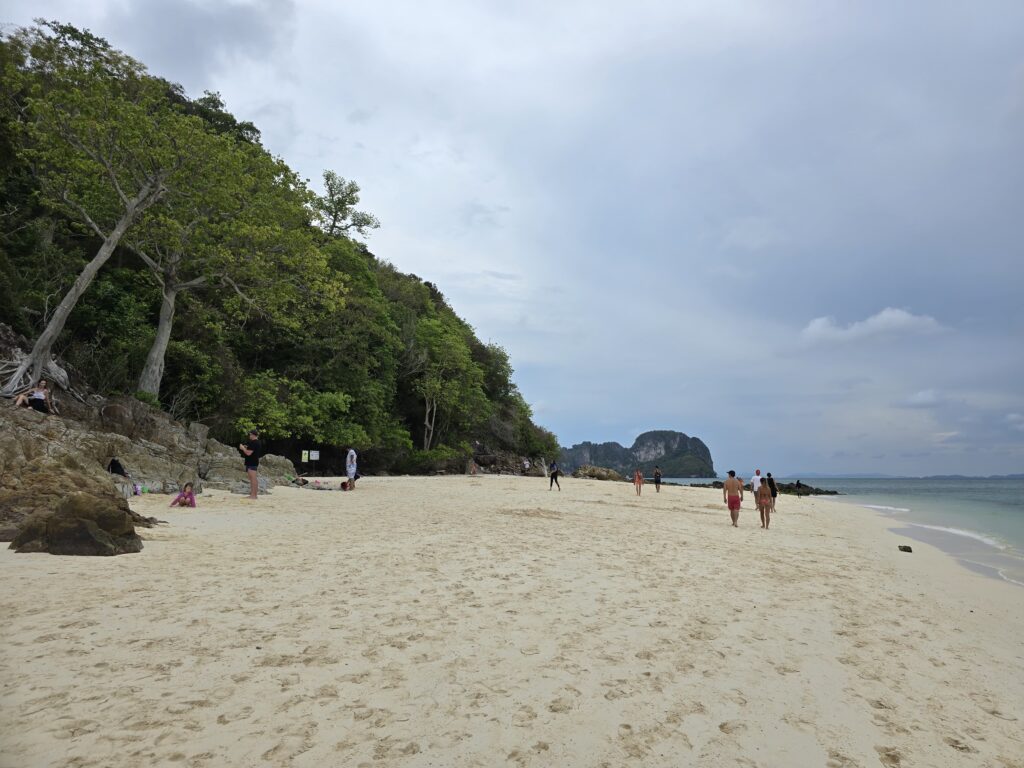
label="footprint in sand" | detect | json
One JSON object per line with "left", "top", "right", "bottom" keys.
{"left": 825, "top": 749, "right": 859, "bottom": 767}
{"left": 718, "top": 721, "right": 746, "bottom": 734}
{"left": 512, "top": 705, "right": 537, "bottom": 727}
{"left": 874, "top": 746, "right": 902, "bottom": 766}
{"left": 944, "top": 736, "right": 976, "bottom": 753}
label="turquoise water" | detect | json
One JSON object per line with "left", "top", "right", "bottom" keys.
{"left": 667, "top": 475, "right": 1024, "bottom": 586}
{"left": 779, "top": 477, "right": 1024, "bottom": 587}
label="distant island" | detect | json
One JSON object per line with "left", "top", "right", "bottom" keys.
{"left": 560, "top": 430, "right": 715, "bottom": 478}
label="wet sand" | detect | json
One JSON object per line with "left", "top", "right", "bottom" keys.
{"left": 1, "top": 475, "right": 1021, "bottom": 767}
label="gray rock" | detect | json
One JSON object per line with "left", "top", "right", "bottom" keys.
{"left": 10, "top": 492, "right": 143, "bottom": 556}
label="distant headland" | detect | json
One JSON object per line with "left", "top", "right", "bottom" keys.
{"left": 559, "top": 430, "right": 715, "bottom": 478}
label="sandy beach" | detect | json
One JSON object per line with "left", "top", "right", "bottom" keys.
{"left": 1, "top": 475, "right": 1021, "bottom": 768}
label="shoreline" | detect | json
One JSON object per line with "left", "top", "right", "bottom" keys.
{"left": 2, "top": 476, "right": 1022, "bottom": 766}
{"left": 816, "top": 494, "right": 1024, "bottom": 589}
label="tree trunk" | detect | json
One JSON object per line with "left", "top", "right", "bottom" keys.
{"left": 1, "top": 201, "right": 146, "bottom": 396}
{"left": 137, "top": 283, "right": 178, "bottom": 397}
{"left": 423, "top": 397, "right": 436, "bottom": 451}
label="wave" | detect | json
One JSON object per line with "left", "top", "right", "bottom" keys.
{"left": 906, "top": 522, "right": 1008, "bottom": 551}
{"left": 859, "top": 504, "right": 911, "bottom": 513}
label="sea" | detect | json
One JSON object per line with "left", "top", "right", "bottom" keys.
{"left": 668, "top": 476, "right": 1024, "bottom": 588}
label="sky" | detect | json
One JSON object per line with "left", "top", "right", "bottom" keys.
{"left": 5, "top": 1, "right": 1024, "bottom": 476}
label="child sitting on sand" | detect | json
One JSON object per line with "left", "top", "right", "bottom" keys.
{"left": 169, "top": 482, "right": 197, "bottom": 508}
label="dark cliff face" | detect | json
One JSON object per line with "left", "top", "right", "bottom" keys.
{"left": 559, "top": 430, "right": 715, "bottom": 477}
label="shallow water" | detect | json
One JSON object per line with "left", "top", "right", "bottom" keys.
{"left": 666, "top": 475, "right": 1024, "bottom": 587}
{"left": 782, "top": 476, "right": 1024, "bottom": 588}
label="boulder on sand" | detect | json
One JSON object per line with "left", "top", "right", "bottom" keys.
{"left": 10, "top": 492, "right": 143, "bottom": 556}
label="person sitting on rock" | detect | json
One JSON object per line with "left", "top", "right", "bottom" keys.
{"left": 169, "top": 482, "right": 197, "bottom": 508}
{"left": 14, "top": 379, "right": 58, "bottom": 415}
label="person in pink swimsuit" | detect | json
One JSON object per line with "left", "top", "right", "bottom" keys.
{"left": 170, "top": 482, "right": 197, "bottom": 507}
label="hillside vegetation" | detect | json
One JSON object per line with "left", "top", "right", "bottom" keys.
{"left": 0, "top": 21, "right": 558, "bottom": 472}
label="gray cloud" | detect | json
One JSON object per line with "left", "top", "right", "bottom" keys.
{"left": 801, "top": 308, "right": 945, "bottom": 345}
{"left": 6, "top": 0, "right": 1024, "bottom": 474}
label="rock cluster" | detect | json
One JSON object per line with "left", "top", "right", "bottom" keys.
{"left": 571, "top": 465, "right": 625, "bottom": 482}
{"left": 0, "top": 397, "right": 295, "bottom": 549}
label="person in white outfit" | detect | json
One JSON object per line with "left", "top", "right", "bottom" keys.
{"left": 346, "top": 448, "right": 358, "bottom": 490}
{"left": 750, "top": 469, "right": 762, "bottom": 498}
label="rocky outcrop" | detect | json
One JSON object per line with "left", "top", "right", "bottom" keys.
{"left": 0, "top": 399, "right": 295, "bottom": 541}
{"left": 10, "top": 492, "right": 143, "bottom": 556}
{"left": 560, "top": 430, "right": 715, "bottom": 478}
{"left": 687, "top": 480, "right": 839, "bottom": 496}
{"left": 572, "top": 465, "right": 625, "bottom": 482}
{"left": 775, "top": 481, "right": 838, "bottom": 496}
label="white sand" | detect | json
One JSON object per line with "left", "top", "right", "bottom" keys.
{"left": 1, "top": 476, "right": 1021, "bottom": 767}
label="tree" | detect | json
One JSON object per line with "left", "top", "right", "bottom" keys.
{"left": 411, "top": 316, "right": 490, "bottom": 450}
{"left": 312, "top": 170, "right": 380, "bottom": 238}
{"left": 128, "top": 143, "right": 328, "bottom": 397}
{"left": 0, "top": 22, "right": 221, "bottom": 394}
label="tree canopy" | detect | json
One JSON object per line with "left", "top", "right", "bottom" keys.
{"left": 0, "top": 20, "right": 559, "bottom": 472}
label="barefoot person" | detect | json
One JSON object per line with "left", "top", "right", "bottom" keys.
{"left": 548, "top": 460, "right": 561, "bottom": 491}
{"left": 653, "top": 466, "right": 662, "bottom": 493}
{"left": 14, "top": 379, "right": 58, "bottom": 415}
{"left": 633, "top": 468, "right": 644, "bottom": 496}
{"left": 766, "top": 472, "right": 778, "bottom": 514}
{"left": 750, "top": 468, "right": 762, "bottom": 498}
{"left": 723, "top": 470, "right": 743, "bottom": 527}
{"left": 757, "top": 480, "right": 773, "bottom": 528}
{"left": 346, "top": 448, "right": 358, "bottom": 490}
{"left": 170, "top": 482, "right": 197, "bottom": 508}
{"left": 239, "top": 429, "right": 261, "bottom": 500}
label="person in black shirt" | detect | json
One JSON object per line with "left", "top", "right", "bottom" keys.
{"left": 653, "top": 466, "right": 662, "bottom": 493}
{"left": 239, "top": 429, "right": 261, "bottom": 500}
{"left": 766, "top": 472, "right": 778, "bottom": 513}
{"left": 549, "top": 461, "right": 561, "bottom": 491}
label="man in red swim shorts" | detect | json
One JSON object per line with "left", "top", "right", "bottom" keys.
{"left": 723, "top": 470, "right": 744, "bottom": 527}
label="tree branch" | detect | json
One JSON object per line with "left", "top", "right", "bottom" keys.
{"left": 59, "top": 190, "right": 108, "bottom": 239}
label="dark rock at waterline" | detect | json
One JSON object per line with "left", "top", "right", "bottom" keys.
{"left": 776, "top": 482, "right": 838, "bottom": 496}
{"left": 10, "top": 492, "right": 143, "bottom": 555}
{"left": 688, "top": 480, "right": 839, "bottom": 496}
{"left": 898, "top": 545, "right": 913, "bottom": 553}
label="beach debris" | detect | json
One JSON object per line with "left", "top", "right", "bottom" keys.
{"left": 898, "top": 545, "right": 913, "bottom": 553}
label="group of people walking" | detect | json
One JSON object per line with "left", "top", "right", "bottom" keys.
{"left": 722, "top": 468, "right": 778, "bottom": 528}
{"left": 632, "top": 466, "right": 663, "bottom": 495}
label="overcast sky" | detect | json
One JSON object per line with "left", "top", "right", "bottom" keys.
{"left": 6, "top": 1, "right": 1024, "bottom": 476}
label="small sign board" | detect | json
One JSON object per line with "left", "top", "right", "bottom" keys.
{"left": 309, "top": 450, "right": 320, "bottom": 461}
{"left": 301, "top": 450, "right": 309, "bottom": 463}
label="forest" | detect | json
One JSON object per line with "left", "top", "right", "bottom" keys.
{"left": 0, "top": 21, "right": 559, "bottom": 472}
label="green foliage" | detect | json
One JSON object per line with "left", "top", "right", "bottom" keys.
{"left": 0, "top": 20, "right": 558, "bottom": 473}
{"left": 235, "top": 371, "right": 367, "bottom": 447}
{"left": 133, "top": 390, "right": 160, "bottom": 408}
{"left": 398, "top": 444, "right": 472, "bottom": 474}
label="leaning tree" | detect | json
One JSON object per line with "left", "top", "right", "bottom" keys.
{"left": 0, "top": 22, "right": 220, "bottom": 395}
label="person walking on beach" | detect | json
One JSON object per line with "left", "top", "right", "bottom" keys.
{"left": 723, "top": 470, "right": 743, "bottom": 526}
{"left": 766, "top": 472, "right": 778, "bottom": 513}
{"left": 633, "top": 468, "right": 644, "bottom": 496}
{"left": 653, "top": 466, "right": 662, "bottom": 493}
{"left": 757, "top": 480, "right": 773, "bottom": 528}
{"left": 750, "top": 469, "right": 762, "bottom": 498}
{"left": 239, "top": 429, "right": 261, "bottom": 500}
{"left": 549, "top": 460, "right": 561, "bottom": 491}
{"left": 346, "top": 448, "right": 358, "bottom": 490}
